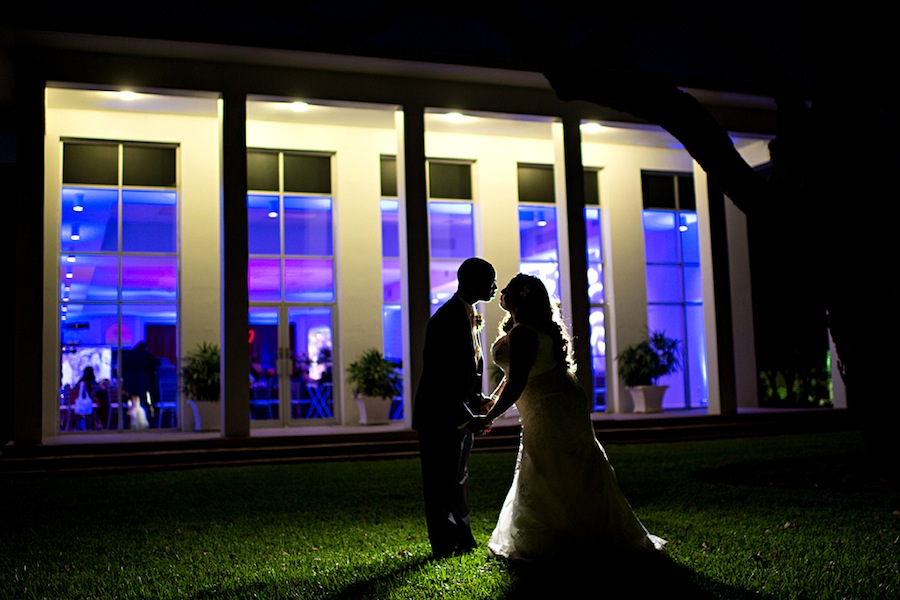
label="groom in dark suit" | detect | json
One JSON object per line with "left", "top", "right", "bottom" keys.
{"left": 412, "top": 257, "right": 497, "bottom": 559}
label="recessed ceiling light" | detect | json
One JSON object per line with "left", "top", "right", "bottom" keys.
{"left": 118, "top": 91, "right": 137, "bottom": 102}
{"left": 580, "top": 122, "right": 603, "bottom": 134}
{"left": 290, "top": 102, "right": 310, "bottom": 112}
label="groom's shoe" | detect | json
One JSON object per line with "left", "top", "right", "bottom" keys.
{"left": 452, "top": 542, "right": 477, "bottom": 557}
{"left": 431, "top": 543, "right": 476, "bottom": 559}
{"left": 430, "top": 545, "right": 455, "bottom": 560}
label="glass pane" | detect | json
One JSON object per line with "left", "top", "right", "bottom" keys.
{"left": 683, "top": 265, "right": 703, "bottom": 304}
{"left": 288, "top": 306, "right": 334, "bottom": 420}
{"left": 589, "top": 307, "right": 607, "bottom": 411}
{"left": 59, "top": 343, "right": 114, "bottom": 432}
{"left": 60, "top": 344, "right": 114, "bottom": 392}
{"left": 677, "top": 175, "right": 696, "bottom": 210}
{"left": 679, "top": 211, "right": 700, "bottom": 264}
{"left": 60, "top": 254, "right": 119, "bottom": 302}
{"left": 63, "top": 142, "right": 117, "bottom": 185}
{"left": 284, "top": 258, "right": 334, "bottom": 303}
{"left": 429, "top": 162, "right": 471, "bottom": 199}
{"left": 122, "top": 190, "right": 177, "bottom": 253}
{"left": 647, "top": 303, "right": 686, "bottom": 409}
{"left": 120, "top": 306, "right": 178, "bottom": 430}
{"left": 381, "top": 156, "right": 397, "bottom": 197}
{"left": 283, "top": 196, "right": 333, "bottom": 256}
{"left": 148, "top": 326, "right": 179, "bottom": 403}
{"left": 585, "top": 207, "right": 603, "bottom": 263}
{"left": 430, "top": 259, "right": 461, "bottom": 307}
{"left": 382, "top": 304, "right": 403, "bottom": 362}
{"left": 123, "top": 145, "right": 176, "bottom": 187}
{"left": 685, "top": 304, "right": 709, "bottom": 408}
{"left": 519, "top": 261, "right": 561, "bottom": 302}
{"left": 60, "top": 303, "right": 118, "bottom": 347}
{"left": 121, "top": 256, "right": 177, "bottom": 302}
{"left": 643, "top": 210, "right": 678, "bottom": 264}
{"left": 519, "top": 205, "right": 558, "bottom": 262}
{"left": 584, "top": 170, "right": 600, "bottom": 206}
{"left": 383, "top": 258, "right": 401, "bottom": 303}
{"left": 247, "top": 150, "right": 279, "bottom": 192}
{"left": 122, "top": 303, "right": 179, "bottom": 332}
{"left": 155, "top": 353, "right": 180, "bottom": 429}
{"left": 641, "top": 173, "right": 676, "bottom": 209}
{"left": 587, "top": 262, "right": 605, "bottom": 304}
{"left": 382, "top": 303, "right": 404, "bottom": 422}
{"left": 284, "top": 154, "right": 331, "bottom": 194}
{"left": 247, "top": 194, "right": 281, "bottom": 255}
{"left": 517, "top": 164, "right": 555, "bottom": 203}
{"left": 61, "top": 188, "right": 119, "bottom": 253}
{"left": 382, "top": 196, "right": 403, "bottom": 415}
{"left": 58, "top": 306, "right": 121, "bottom": 433}
{"left": 429, "top": 202, "right": 473, "bottom": 259}
{"left": 248, "top": 257, "right": 282, "bottom": 302}
{"left": 249, "top": 307, "right": 279, "bottom": 421}
{"left": 381, "top": 199, "right": 400, "bottom": 257}
{"left": 645, "top": 264, "right": 682, "bottom": 304}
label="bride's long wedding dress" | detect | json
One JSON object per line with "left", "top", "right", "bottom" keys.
{"left": 487, "top": 327, "right": 666, "bottom": 562}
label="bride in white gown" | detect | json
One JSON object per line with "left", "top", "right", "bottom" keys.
{"left": 474, "top": 274, "right": 666, "bottom": 562}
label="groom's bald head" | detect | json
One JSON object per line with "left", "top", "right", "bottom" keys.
{"left": 458, "top": 257, "right": 497, "bottom": 304}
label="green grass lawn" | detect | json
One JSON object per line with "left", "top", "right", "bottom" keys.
{"left": 1, "top": 431, "right": 897, "bottom": 599}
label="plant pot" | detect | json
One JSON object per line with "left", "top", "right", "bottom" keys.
{"left": 627, "top": 385, "right": 668, "bottom": 413}
{"left": 356, "top": 394, "right": 392, "bottom": 425}
{"left": 183, "top": 399, "right": 221, "bottom": 432}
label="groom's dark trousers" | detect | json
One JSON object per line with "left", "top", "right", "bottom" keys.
{"left": 412, "top": 293, "right": 482, "bottom": 558}
{"left": 417, "top": 428, "right": 476, "bottom": 557}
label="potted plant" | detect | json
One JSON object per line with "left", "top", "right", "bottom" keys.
{"left": 180, "top": 341, "right": 220, "bottom": 431}
{"left": 615, "top": 330, "right": 682, "bottom": 413}
{"left": 346, "top": 348, "right": 400, "bottom": 425}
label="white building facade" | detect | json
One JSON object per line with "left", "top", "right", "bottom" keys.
{"left": 7, "top": 30, "right": 826, "bottom": 446}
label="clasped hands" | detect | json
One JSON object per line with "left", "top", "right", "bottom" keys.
{"left": 466, "top": 394, "right": 496, "bottom": 436}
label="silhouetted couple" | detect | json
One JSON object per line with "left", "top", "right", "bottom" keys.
{"left": 413, "top": 257, "right": 665, "bottom": 562}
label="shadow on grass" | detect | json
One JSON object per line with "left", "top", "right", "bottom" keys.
{"left": 110, "top": 548, "right": 774, "bottom": 600}
{"left": 190, "top": 556, "right": 434, "bottom": 600}
{"left": 493, "top": 549, "right": 776, "bottom": 600}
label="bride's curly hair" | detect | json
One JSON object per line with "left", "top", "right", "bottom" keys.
{"left": 499, "top": 274, "right": 574, "bottom": 370}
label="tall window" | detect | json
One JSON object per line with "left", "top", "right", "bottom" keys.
{"left": 641, "top": 171, "right": 708, "bottom": 408}
{"left": 247, "top": 149, "right": 335, "bottom": 422}
{"left": 583, "top": 168, "right": 607, "bottom": 411}
{"left": 517, "top": 164, "right": 560, "bottom": 299}
{"left": 380, "top": 155, "right": 403, "bottom": 420}
{"left": 427, "top": 160, "right": 475, "bottom": 309}
{"left": 59, "top": 141, "right": 179, "bottom": 432}
{"left": 516, "top": 163, "right": 609, "bottom": 410}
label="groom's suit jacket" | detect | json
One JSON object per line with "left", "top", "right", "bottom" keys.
{"left": 412, "top": 293, "right": 483, "bottom": 432}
